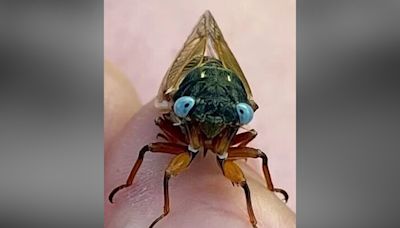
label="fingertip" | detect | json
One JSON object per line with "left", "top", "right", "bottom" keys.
{"left": 104, "top": 59, "right": 142, "bottom": 151}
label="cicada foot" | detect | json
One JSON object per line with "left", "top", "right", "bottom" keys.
{"left": 227, "top": 147, "right": 290, "bottom": 203}
{"left": 274, "top": 188, "right": 289, "bottom": 203}
{"left": 109, "top": 143, "right": 187, "bottom": 203}
{"left": 109, "top": 184, "right": 128, "bottom": 203}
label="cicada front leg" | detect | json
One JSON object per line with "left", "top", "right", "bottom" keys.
{"left": 149, "top": 151, "right": 195, "bottom": 228}
{"left": 218, "top": 159, "right": 258, "bottom": 228}
{"left": 227, "top": 147, "right": 289, "bottom": 203}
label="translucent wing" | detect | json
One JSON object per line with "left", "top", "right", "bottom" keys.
{"left": 155, "top": 10, "right": 258, "bottom": 112}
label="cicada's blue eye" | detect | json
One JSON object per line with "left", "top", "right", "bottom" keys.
{"left": 236, "top": 103, "right": 254, "bottom": 125}
{"left": 173, "top": 96, "right": 195, "bottom": 118}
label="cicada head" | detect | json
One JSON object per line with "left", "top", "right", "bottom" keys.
{"left": 172, "top": 60, "right": 255, "bottom": 139}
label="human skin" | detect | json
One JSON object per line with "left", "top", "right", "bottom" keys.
{"left": 104, "top": 65, "right": 296, "bottom": 227}
{"left": 104, "top": 60, "right": 141, "bottom": 152}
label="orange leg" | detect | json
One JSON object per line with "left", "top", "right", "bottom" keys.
{"left": 108, "top": 142, "right": 187, "bottom": 203}
{"left": 221, "top": 160, "right": 258, "bottom": 228}
{"left": 230, "top": 129, "right": 257, "bottom": 147}
{"left": 149, "top": 152, "right": 193, "bottom": 228}
{"left": 155, "top": 116, "right": 187, "bottom": 144}
{"left": 228, "top": 147, "right": 289, "bottom": 203}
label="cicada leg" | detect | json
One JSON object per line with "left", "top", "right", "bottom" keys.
{"left": 230, "top": 129, "right": 257, "bottom": 147}
{"left": 156, "top": 133, "right": 169, "bottom": 141}
{"left": 149, "top": 152, "right": 194, "bottom": 228}
{"left": 227, "top": 147, "right": 289, "bottom": 203}
{"left": 108, "top": 142, "right": 187, "bottom": 203}
{"left": 230, "top": 129, "right": 257, "bottom": 163}
{"left": 155, "top": 116, "right": 187, "bottom": 144}
{"left": 218, "top": 159, "right": 258, "bottom": 228}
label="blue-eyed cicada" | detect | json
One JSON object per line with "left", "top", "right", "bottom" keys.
{"left": 109, "top": 10, "right": 288, "bottom": 228}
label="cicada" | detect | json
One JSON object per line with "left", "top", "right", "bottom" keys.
{"left": 109, "top": 10, "right": 288, "bottom": 228}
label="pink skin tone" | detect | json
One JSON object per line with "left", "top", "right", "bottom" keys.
{"left": 105, "top": 1, "right": 295, "bottom": 227}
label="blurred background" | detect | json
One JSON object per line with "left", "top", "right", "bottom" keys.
{"left": 298, "top": 0, "right": 400, "bottom": 227}
{"left": 0, "top": 1, "right": 103, "bottom": 227}
{"left": 0, "top": 0, "right": 399, "bottom": 227}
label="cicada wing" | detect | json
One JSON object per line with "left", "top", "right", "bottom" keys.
{"left": 204, "top": 11, "right": 258, "bottom": 110}
{"left": 155, "top": 10, "right": 258, "bottom": 112}
{"left": 155, "top": 13, "right": 208, "bottom": 111}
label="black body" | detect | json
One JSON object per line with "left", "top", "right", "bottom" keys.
{"left": 173, "top": 58, "right": 250, "bottom": 138}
